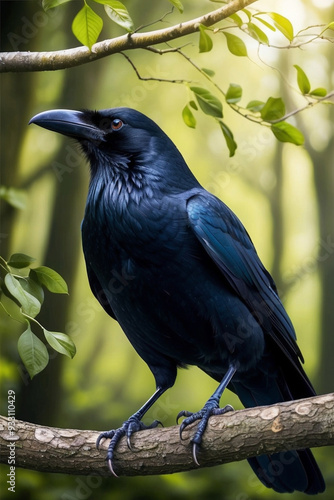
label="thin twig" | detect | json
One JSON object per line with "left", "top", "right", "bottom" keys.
{"left": 121, "top": 52, "right": 190, "bottom": 85}
{"left": 269, "top": 91, "right": 334, "bottom": 123}
{"left": 133, "top": 7, "right": 175, "bottom": 34}
{"left": 144, "top": 44, "right": 192, "bottom": 54}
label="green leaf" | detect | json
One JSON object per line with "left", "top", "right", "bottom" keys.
{"left": 44, "top": 329, "right": 76, "bottom": 358}
{"left": 323, "top": 21, "right": 334, "bottom": 32}
{"left": 254, "top": 16, "right": 276, "bottom": 32}
{"left": 19, "top": 276, "right": 45, "bottom": 305}
{"left": 182, "top": 105, "right": 197, "bottom": 129}
{"left": 72, "top": 3, "right": 103, "bottom": 49}
{"left": 271, "top": 122, "right": 304, "bottom": 145}
{"left": 18, "top": 325, "right": 49, "bottom": 378}
{"left": 243, "top": 9, "right": 252, "bottom": 22}
{"left": 266, "top": 12, "right": 294, "bottom": 41}
{"left": 189, "top": 100, "right": 198, "bottom": 110}
{"left": 219, "top": 121, "right": 237, "bottom": 157}
{"left": 167, "top": 0, "right": 184, "bottom": 13}
{"left": 198, "top": 25, "right": 213, "bottom": 53}
{"left": 228, "top": 13, "right": 243, "bottom": 28}
{"left": 294, "top": 65, "right": 311, "bottom": 95}
{"left": 246, "top": 100, "right": 265, "bottom": 112}
{"left": 190, "top": 87, "right": 223, "bottom": 118}
{"left": 202, "top": 68, "right": 215, "bottom": 77}
{"left": 247, "top": 22, "right": 269, "bottom": 45}
{"left": 0, "top": 278, "right": 21, "bottom": 307}
{"left": 223, "top": 32, "right": 247, "bottom": 57}
{"left": 7, "top": 253, "right": 36, "bottom": 269}
{"left": 0, "top": 186, "right": 27, "bottom": 210}
{"left": 4, "top": 274, "right": 41, "bottom": 317}
{"left": 30, "top": 266, "right": 68, "bottom": 294}
{"left": 309, "top": 88, "right": 327, "bottom": 97}
{"left": 42, "top": 0, "right": 72, "bottom": 10}
{"left": 226, "top": 83, "right": 242, "bottom": 104}
{"left": 260, "top": 97, "right": 285, "bottom": 121}
{"left": 93, "top": 0, "right": 134, "bottom": 32}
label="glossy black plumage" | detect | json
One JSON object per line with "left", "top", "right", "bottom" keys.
{"left": 29, "top": 107, "right": 325, "bottom": 493}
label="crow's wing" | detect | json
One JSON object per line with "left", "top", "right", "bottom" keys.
{"left": 85, "top": 261, "right": 117, "bottom": 320}
{"left": 186, "top": 192, "right": 304, "bottom": 365}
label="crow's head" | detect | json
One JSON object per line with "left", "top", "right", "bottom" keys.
{"left": 29, "top": 107, "right": 198, "bottom": 193}
{"left": 31, "top": 107, "right": 165, "bottom": 157}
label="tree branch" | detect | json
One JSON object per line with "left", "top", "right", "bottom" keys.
{"left": 1, "top": 393, "right": 333, "bottom": 477}
{"left": 0, "top": 0, "right": 257, "bottom": 73}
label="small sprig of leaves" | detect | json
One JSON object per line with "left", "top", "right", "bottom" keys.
{"left": 0, "top": 253, "right": 75, "bottom": 378}
{"left": 212, "top": 8, "right": 333, "bottom": 53}
{"left": 197, "top": 9, "right": 296, "bottom": 57}
{"left": 183, "top": 7, "right": 333, "bottom": 155}
{"left": 182, "top": 81, "right": 306, "bottom": 156}
{"left": 183, "top": 86, "right": 237, "bottom": 157}
{"left": 182, "top": 12, "right": 334, "bottom": 155}
{"left": 42, "top": 0, "right": 183, "bottom": 49}
{"left": 294, "top": 65, "right": 327, "bottom": 98}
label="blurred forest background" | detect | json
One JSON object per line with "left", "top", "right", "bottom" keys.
{"left": 0, "top": 0, "right": 333, "bottom": 499}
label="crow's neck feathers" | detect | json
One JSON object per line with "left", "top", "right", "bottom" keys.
{"left": 84, "top": 136, "right": 200, "bottom": 218}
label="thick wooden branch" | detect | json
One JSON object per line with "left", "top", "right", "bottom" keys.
{"left": 0, "top": 0, "right": 257, "bottom": 73}
{"left": 0, "top": 393, "right": 333, "bottom": 476}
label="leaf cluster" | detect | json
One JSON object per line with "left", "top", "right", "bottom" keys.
{"left": 198, "top": 10, "right": 296, "bottom": 57}
{"left": 0, "top": 253, "right": 75, "bottom": 378}
{"left": 182, "top": 87, "right": 237, "bottom": 157}
{"left": 179, "top": 6, "right": 334, "bottom": 155}
{"left": 182, "top": 83, "right": 304, "bottom": 157}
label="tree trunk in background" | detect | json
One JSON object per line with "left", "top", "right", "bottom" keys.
{"left": 298, "top": 14, "right": 334, "bottom": 394}
{"left": 274, "top": 46, "right": 334, "bottom": 395}
{"left": 312, "top": 114, "right": 334, "bottom": 395}
{"left": 313, "top": 5, "right": 334, "bottom": 397}
{"left": 0, "top": 1, "right": 38, "bottom": 259}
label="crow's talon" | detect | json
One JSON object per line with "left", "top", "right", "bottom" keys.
{"left": 176, "top": 410, "right": 194, "bottom": 425}
{"left": 177, "top": 403, "right": 234, "bottom": 463}
{"left": 96, "top": 430, "right": 115, "bottom": 449}
{"left": 179, "top": 422, "right": 186, "bottom": 440}
{"left": 147, "top": 419, "right": 163, "bottom": 429}
{"left": 126, "top": 434, "right": 134, "bottom": 452}
{"left": 97, "top": 415, "right": 162, "bottom": 475}
{"left": 192, "top": 442, "right": 200, "bottom": 466}
{"left": 108, "top": 458, "right": 118, "bottom": 477}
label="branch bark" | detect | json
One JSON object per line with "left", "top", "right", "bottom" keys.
{"left": 0, "top": 0, "right": 257, "bottom": 73}
{"left": 1, "top": 393, "right": 333, "bottom": 477}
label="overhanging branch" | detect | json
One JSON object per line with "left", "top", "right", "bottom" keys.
{"left": 0, "top": 393, "right": 333, "bottom": 476}
{"left": 0, "top": 0, "right": 257, "bottom": 73}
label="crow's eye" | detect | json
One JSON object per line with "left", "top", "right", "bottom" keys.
{"left": 111, "top": 119, "right": 123, "bottom": 131}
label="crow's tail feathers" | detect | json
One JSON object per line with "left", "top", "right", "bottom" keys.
{"left": 247, "top": 449, "right": 325, "bottom": 494}
{"left": 229, "top": 359, "right": 325, "bottom": 494}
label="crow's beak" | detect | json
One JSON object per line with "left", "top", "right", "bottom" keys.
{"left": 29, "top": 109, "right": 103, "bottom": 142}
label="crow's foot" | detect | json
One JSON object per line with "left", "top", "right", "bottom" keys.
{"left": 177, "top": 403, "right": 234, "bottom": 465}
{"left": 96, "top": 416, "right": 162, "bottom": 476}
